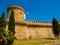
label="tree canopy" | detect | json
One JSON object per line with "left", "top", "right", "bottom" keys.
{"left": 8, "top": 10, "right": 15, "bottom": 35}
{"left": 52, "top": 17, "right": 60, "bottom": 37}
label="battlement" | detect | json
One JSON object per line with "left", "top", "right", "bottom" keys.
{"left": 26, "top": 21, "right": 52, "bottom": 27}
{"left": 26, "top": 20, "right": 51, "bottom": 23}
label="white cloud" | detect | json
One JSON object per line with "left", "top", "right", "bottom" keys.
{"left": 26, "top": 12, "right": 29, "bottom": 14}
{"left": 24, "top": 14, "right": 26, "bottom": 20}
{"left": 24, "top": 12, "right": 29, "bottom": 20}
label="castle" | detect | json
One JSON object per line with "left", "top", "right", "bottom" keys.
{"left": 6, "top": 5, "right": 55, "bottom": 39}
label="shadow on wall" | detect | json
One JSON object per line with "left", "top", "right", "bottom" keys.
{"left": 29, "top": 34, "right": 32, "bottom": 39}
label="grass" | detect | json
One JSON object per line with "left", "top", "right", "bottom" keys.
{"left": 13, "top": 38, "right": 56, "bottom": 45}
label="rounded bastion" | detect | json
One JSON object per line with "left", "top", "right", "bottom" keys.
{"left": 7, "top": 6, "right": 24, "bottom": 22}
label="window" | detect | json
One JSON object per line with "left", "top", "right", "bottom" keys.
{"left": 20, "top": 12, "right": 22, "bottom": 14}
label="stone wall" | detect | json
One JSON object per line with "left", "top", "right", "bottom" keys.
{"left": 12, "top": 21, "right": 55, "bottom": 39}
{"left": 15, "top": 24, "right": 26, "bottom": 39}
{"left": 6, "top": 21, "right": 55, "bottom": 39}
{"left": 27, "top": 25, "right": 54, "bottom": 39}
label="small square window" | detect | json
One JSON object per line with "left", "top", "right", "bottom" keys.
{"left": 20, "top": 12, "right": 22, "bottom": 14}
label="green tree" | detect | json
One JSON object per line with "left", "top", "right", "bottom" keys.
{"left": 0, "top": 12, "right": 14, "bottom": 45}
{"left": 58, "top": 24, "right": 60, "bottom": 36}
{"left": 8, "top": 10, "right": 15, "bottom": 35}
{"left": 0, "top": 28, "right": 7, "bottom": 45}
{"left": 0, "top": 28, "right": 14, "bottom": 45}
{"left": 52, "top": 17, "right": 60, "bottom": 38}
{"left": 0, "top": 17, "right": 1, "bottom": 27}
{"left": 0, "top": 13, "right": 6, "bottom": 29}
{"left": 7, "top": 31, "right": 14, "bottom": 45}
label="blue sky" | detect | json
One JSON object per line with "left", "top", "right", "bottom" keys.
{"left": 0, "top": 0, "right": 60, "bottom": 22}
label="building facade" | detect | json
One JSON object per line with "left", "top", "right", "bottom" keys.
{"left": 6, "top": 6, "right": 55, "bottom": 39}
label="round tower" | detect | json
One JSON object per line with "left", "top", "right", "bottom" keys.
{"left": 7, "top": 6, "right": 24, "bottom": 22}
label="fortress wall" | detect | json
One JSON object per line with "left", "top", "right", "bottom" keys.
{"left": 27, "top": 25, "right": 55, "bottom": 39}
{"left": 14, "top": 22, "right": 55, "bottom": 39}
{"left": 27, "top": 26, "right": 37, "bottom": 38}
{"left": 6, "top": 22, "right": 55, "bottom": 39}
{"left": 37, "top": 27, "right": 54, "bottom": 38}
{"left": 15, "top": 24, "right": 26, "bottom": 39}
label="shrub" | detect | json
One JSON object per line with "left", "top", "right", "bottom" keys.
{"left": 7, "top": 31, "right": 14, "bottom": 45}
{"left": 0, "top": 28, "right": 14, "bottom": 45}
